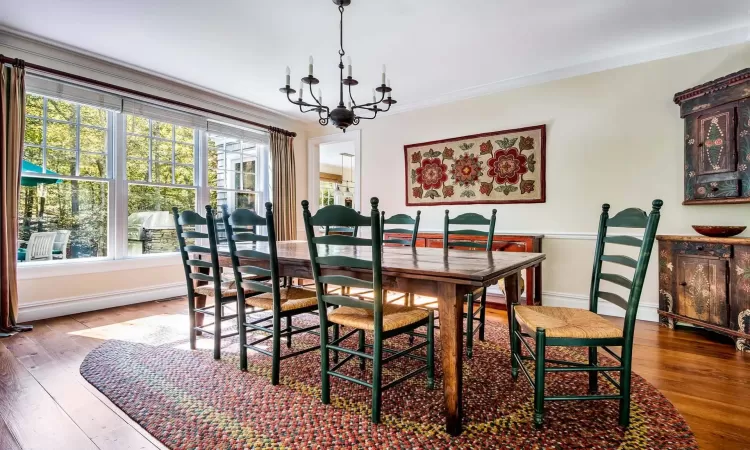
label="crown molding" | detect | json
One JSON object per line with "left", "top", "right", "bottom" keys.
{"left": 380, "top": 25, "right": 750, "bottom": 118}
{"left": 0, "top": 25, "right": 305, "bottom": 129}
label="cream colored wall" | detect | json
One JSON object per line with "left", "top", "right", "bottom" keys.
{"left": 307, "top": 43, "right": 750, "bottom": 320}
{"left": 2, "top": 30, "right": 309, "bottom": 318}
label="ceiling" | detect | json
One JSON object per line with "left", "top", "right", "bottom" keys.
{"left": 1, "top": 0, "right": 748, "bottom": 122}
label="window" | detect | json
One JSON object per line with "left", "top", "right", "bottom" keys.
{"left": 320, "top": 181, "right": 335, "bottom": 207}
{"left": 19, "top": 93, "right": 111, "bottom": 262}
{"left": 18, "top": 80, "right": 271, "bottom": 266}
{"left": 125, "top": 115, "right": 197, "bottom": 256}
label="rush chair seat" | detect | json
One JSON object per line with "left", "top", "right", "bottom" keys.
{"left": 443, "top": 209, "right": 497, "bottom": 359}
{"left": 302, "top": 198, "right": 435, "bottom": 425}
{"left": 173, "top": 206, "right": 248, "bottom": 360}
{"left": 509, "top": 200, "right": 662, "bottom": 429}
{"left": 222, "top": 203, "right": 325, "bottom": 385}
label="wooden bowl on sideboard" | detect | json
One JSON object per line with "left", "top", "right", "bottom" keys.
{"left": 691, "top": 225, "right": 746, "bottom": 238}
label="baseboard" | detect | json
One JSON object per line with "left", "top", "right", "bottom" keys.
{"left": 542, "top": 291, "right": 659, "bottom": 322}
{"left": 18, "top": 282, "right": 187, "bottom": 323}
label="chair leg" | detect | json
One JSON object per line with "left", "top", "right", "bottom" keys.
{"left": 187, "top": 294, "right": 197, "bottom": 350}
{"left": 534, "top": 327, "right": 546, "bottom": 428}
{"left": 237, "top": 297, "right": 248, "bottom": 371}
{"left": 286, "top": 316, "right": 292, "bottom": 349}
{"left": 509, "top": 304, "right": 519, "bottom": 380}
{"left": 619, "top": 347, "right": 633, "bottom": 427}
{"left": 213, "top": 297, "right": 222, "bottom": 360}
{"left": 588, "top": 347, "right": 598, "bottom": 393}
{"left": 358, "top": 329, "right": 366, "bottom": 370}
{"left": 332, "top": 323, "right": 340, "bottom": 364}
{"left": 466, "top": 293, "right": 474, "bottom": 359}
{"left": 479, "top": 287, "right": 487, "bottom": 341}
{"left": 427, "top": 311, "right": 435, "bottom": 389}
{"left": 371, "top": 330, "right": 383, "bottom": 424}
{"left": 271, "top": 312, "right": 281, "bottom": 385}
{"left": 320, "top": 317, "right": 331, "bottom": 405}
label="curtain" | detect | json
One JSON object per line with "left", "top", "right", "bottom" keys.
{"left": 269, "top": 128, "right": 297, "bottom": 241}
{"left": 1, "top": 62, "right": 31, "bottom": 336}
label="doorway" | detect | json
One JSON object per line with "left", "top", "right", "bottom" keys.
{"left": 307, "top": 130, "right": 361, "bottom": 213}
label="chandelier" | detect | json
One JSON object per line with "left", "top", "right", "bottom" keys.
{"left": 279, "top": 0, "right": 396, "bottom": 132}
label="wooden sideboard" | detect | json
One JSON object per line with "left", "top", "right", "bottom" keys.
{"left": 382, "top": 231, "right": 544, "bottom": 308}
{"left": 657, "top": 234, "right": 750, "bottom": 352}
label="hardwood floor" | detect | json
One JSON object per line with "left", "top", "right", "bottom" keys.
{"left": 0, "top": 297, "right": 748, "bottom": 449}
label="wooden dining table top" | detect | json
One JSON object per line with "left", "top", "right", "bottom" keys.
{"left": 216, "top": 240, "right": 546, "bottom": 287}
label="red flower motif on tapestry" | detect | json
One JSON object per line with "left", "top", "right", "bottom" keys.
{"left": 442, "top": 147, "right": 455, "bottom": 159}
{"left": 415, "top": 158, "right": 448, "bottom": 190}
{"left": 451, "top": 153, "right": 483, "bottom": 187}
{"left": 487, "top": 148, "right": 528, "bottom": 185}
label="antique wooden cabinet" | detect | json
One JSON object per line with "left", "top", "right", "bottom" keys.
{"left": 673, "top": 69, "right": 750, "bottom": 205}
{"left": 383, "top": 231, "right": 544, "bottom": 309}
{"left": 657, "top": 235, "right": 750, "bottom": 352}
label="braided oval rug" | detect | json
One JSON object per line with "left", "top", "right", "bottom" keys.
{"left": 79, "top": 313, "right": 697, "bottom": 449}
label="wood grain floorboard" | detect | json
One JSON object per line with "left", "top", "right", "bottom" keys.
{"left": 0, "top": 297, "right": 747, "bottom": 449}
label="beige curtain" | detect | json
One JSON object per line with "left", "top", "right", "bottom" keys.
{"left": 269, "top": 128, "right": 297, "bottom": 241}
{"left": 1, "top": 61, "right": 30, "bottom": 336}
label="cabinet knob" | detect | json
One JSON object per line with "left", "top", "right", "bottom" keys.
{"left": 679, "top": 281, "right": 687, "bottom": 286}
{"left": 710, "top": 186, "right": 719, "bottom": 192}
{"left": 698, "top": 142, "right": 703, "bottom": 147}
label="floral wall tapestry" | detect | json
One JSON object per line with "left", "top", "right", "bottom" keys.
{"left": 404, "top": 125, "right": 546, "bottom": 206}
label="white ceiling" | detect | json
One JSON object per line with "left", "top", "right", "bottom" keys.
{"left": 1, "top": 0, "right": 748, "bottom": 122}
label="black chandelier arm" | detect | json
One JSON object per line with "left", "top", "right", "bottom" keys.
{"left": 285, "top": 90, "right": 329, "bottom": 115}
{"left": 353, "top": 88, "right": 387, "bottom": 110}
{"left": 308, "top": 82, "right": 325, "bottom": 107}
{"left": 347, "top": 83, "right": 358, "bottom": 108}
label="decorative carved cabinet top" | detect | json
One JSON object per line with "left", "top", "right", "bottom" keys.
{"left": 674, "top": 69, "right": 750, "bottom": 205}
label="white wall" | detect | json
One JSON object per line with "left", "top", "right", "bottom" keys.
{"left": 307, "top": 43, "right": 750, "bottom": 321}
{"left": 1, "top": 30, "right": 309, "bottom": 321}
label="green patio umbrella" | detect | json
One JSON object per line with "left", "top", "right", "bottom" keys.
{"left": 21, "top": 160, "right": 62, "bottom": 187}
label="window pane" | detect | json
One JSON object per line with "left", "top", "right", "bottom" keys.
{"left": 175, "top": 165, "right": 193, "bottom": 185}
{"left": 23, "top": 146, "right": 42, "bottom": 166}
{"left": 127, "top": 135, "right": 149, "bottom": 159}
{"left": 242, "top": 160, "right": 256, "bottom": 174}
{"left": 127, "top": 159, "right": 148, "bottom": 181}
{"left": 80, "top": 105, "right": 107, "bottom": 128}
{"left": 80, "top": 126, "right": 106, "bottom": 152}
{"left": 18, "top": 180, "right": 108, "bottom": 262}
{"left": 243, "top": 173, "right": 255, "bottom": 191}
{"left": 127, "top": 185, "right": 195, "bottom": 256}
{"left": 126, "top": 115, "right": 149, "bottom": 135}
{"left": 210, "top": 190, "right": 256, "bottom": 214}
{"left": 24, "top": 117, "right": 43, "bottom": 145}
{"left": 79, "top": 153, "right": 107, "bottom": 178}
{"left": 175, "top": 143, "right": 194, "bottom": 165}
{"left": 153, "top": 140, "right": 172, "bottom": 162}
{"left": 47, "top": 99, "right": 76, "bottom": 122}
{"left": 46, "top": 121, "right": 76, "bottom": 149}
{"left": 153, "top": 163, "right": 172, "bottom": 184}
{"left": 151, "top": 121, "right": 172, "bottom": 139}
{"left": 26, "top": 93, "right": 43, "bottom": 117}
{"left": 47, "top": 148, "right": 76, "bottom": 175}
{"left": 175, "top": 126, "right": 194, "bottom": 143}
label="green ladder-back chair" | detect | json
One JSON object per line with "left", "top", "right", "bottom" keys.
{"left": 381, "top": 211, "right": 421, "bottom": 306}
{"left": 509, "top": 200, "right": 662, "bottom": 428}
{"left": 173, "top": 206, "right": 241, "bottom": 360}
{"left": 443, "top": 209, "right": 497, "bottom": 359}
{"left": 222, "top": 203, "right": 323, "bottom": 385}
{"left": 302, "top": 198, "right": 435, "bottom": 424}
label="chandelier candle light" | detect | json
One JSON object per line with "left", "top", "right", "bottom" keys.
{"left": 279, "top": 0, "right": 396, "bottom": 132}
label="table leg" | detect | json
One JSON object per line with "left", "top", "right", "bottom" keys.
{"left": 437, "top": 281, "right": 464, "bottom": 436}
{"left": 535, "top": 263, "right": 543, "bottom": 305}
{"left": 525, "top": 267, "right": 534, "bottom": 306}
{"left": 191, "top": 265, "right": 209, "bottom": 332}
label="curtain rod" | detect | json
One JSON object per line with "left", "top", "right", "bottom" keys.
{"left": 0, "top": 55, "right": 297, "bottom": 138}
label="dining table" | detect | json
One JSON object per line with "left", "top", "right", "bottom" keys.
{"left": 192, "top": 240, "right": 545, "bottom": 436}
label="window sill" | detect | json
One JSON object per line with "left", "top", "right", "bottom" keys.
{"left": 17, "top": 253, "right": 182, "bottom": 280}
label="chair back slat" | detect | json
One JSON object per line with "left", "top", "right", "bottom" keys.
{"left": 443, "top": 209, "right": 497, "bottom": 251}
{"left": 380, "top": 211, "right": 421, "bottom": 247}
{"left": 184, "top": 244, "right": 212, "bottom": 255}
{"left": 182, "top": 231, "right": 208, "bottom": 239}
{"left": 178, "top": 210, "right": 207, "bottom": 226}
{"left": 322, "top": 294, "right": 375, "bottom": 310}
{"left": 186, "top": 259, "right": 213, "bottom": 268}
{"left": 222, "top": 202, "right": 284, "bottom": 312}
{"left": 588, "top": 200, "right": 662, "bottom": 343}
{"left": 599, "top": 273, "right": 633, "bottom": 290}
{"left": 189, "top": 272, "right": 215, "bottom": 282}
{"left": 318, "top": 275, "right": 374, "bottom": 290}
{"left": 313, "top": 235, "right": 372, "bottom": 246}
{"left": 304, "top": 198, "right": 383, "bottom": 331}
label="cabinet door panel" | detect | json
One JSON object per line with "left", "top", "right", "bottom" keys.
{"left": 697, "top": 104, "right": 737, "bottom": 176}
{"left": 676, "top": 255, "right": 728, "bottom": 326}
{"left": 492, "top": 241, "right": 526, "bottom": 252}
{"left": 730, "top": 246, "right": 750, "bottom": 333}
{"left": 737, "top": 98, "right": 750, "bottom": 198}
